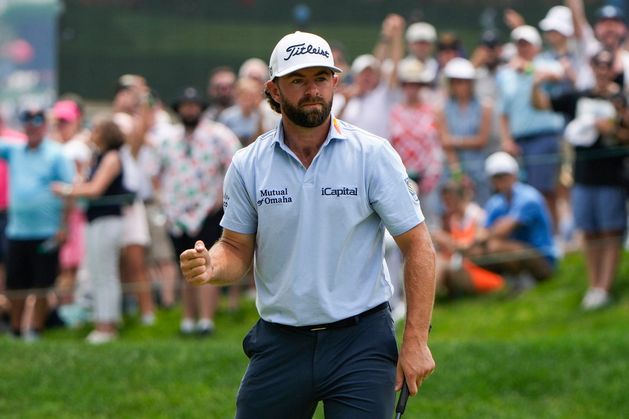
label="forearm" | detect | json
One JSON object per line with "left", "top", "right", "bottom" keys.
{"left": 402, "top": 234, "right": 436, "bottom": 344}
{"left": 207, "top": 237, "right": 253, "bottom": 286}
{"left": 531, "top": 81, "right": 551, "bottom": 110}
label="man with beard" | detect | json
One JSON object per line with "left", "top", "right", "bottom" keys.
{"left": 156, "top": 87, "right": 240, "bottom": 336}
{"left": 180, "top": 31, "right": 436, "bottom": 418}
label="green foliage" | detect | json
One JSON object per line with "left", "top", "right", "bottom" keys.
{"left": 2, "top": 253, "right": 628, "bottom": 418}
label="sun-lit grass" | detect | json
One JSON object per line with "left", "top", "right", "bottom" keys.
{"left": 2, "top": 252, "right": 628, "bottom": 418}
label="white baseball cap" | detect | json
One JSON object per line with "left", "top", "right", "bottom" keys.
{"left": 443, "top": 57, "right": 476, "bottom": 80}
{"left": 406, "top": 22, "right": 437, "bottom": 43}
{"left": 351, "top": 54, "right": 380, "bottom": 75}
{"left": 269, "top": 31, "right": 342, "bottom": 79}
{"left": 511, "top": 25, "right": 542, "bottom": 48}
{"left": 485, "top": 151, "right": 519, "bottom": 177}
{"left": 397, "top": 57, "right": 433, "bottom": 83}
{"left": 539, "top": 6, "right": 574, "bottom": 37}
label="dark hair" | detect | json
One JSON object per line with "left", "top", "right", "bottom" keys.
{"left": 264, "top": 85, "right": 281, "bottom": 114}
{"left": 95, "top": 119, "right": 125, "bottom": 151}
{"left": 591, "top": 49, "right": 614, "bottom": 66}
{"left": 209, "top": 66, "right": 235, "bottom": 79}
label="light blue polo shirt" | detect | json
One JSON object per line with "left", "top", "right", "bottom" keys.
{"left": 496, "top": 57, "right": 565, "bottom": 138}
{"left": 221, "top": 116, "right": 424, "bottom": 326}
{"left": 0, "top": 138, "right": 75, "bottom": 239}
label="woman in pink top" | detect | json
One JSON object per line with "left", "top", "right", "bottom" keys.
{"left": 389, "top": 58, "right": 444, "bottom": 226}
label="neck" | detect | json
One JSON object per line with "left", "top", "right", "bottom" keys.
{"left": 27, "top": 138, "right": 43, "bottom": 149}
{"left": 281, "top": 116, "right": 331, "bottom": 168}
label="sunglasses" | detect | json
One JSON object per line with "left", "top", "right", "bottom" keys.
{"left": 20, "top": 112, "right": 46, "bottom": 127}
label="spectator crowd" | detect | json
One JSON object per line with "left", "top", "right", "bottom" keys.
{"left": 1, "top": 0, "right": 628, "bottom": 343}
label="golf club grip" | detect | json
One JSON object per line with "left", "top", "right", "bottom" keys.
{"left": 395, "top": 381, "right": 410, "bottom": 415}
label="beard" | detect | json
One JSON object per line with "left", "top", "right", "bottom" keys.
{"left": 180, "top": 114, "right": 200, "bottom": 129}
{"left": 280, "top": 94, "right": 332, "bottom": 128}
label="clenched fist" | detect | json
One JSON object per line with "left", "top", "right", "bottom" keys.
{"left": 180, "top": 240, "right": 212, "bottom": 285}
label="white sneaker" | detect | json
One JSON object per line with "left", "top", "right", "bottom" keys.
{"left": 180, "top": 318, "right": 195, "bottom": 335}
{"left": 141, "top": 313, "right": 156, "bottom": 326}
{"left": 195, "top": 319, "right": 215, "bottom": 336}
{"left": 581, "top": 288, "right": 611, "bottom": 310}
{"left": 22, "top": 330, "right": 41, "bottom": 343}
{"left": 86, "top": 330, "right": 117, "bottom": 345}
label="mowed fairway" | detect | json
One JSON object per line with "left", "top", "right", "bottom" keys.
{"left": 1, "top": 253, "right": 628, "bottom": 418}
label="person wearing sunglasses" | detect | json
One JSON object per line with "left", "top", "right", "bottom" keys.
{"left": 0, "top": 107, "right": 75, "bottom": 341}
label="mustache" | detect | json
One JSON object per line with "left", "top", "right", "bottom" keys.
{"left": 298, "top": 97, "right": 326, "bottom": 106}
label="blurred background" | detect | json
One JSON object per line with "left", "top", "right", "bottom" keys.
{"left": 0, "top": 0, "right": 616, "bottom": 117}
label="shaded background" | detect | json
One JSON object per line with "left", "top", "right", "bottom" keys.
{"left": 57, "top": 0, "right": 613, "bottom": 102}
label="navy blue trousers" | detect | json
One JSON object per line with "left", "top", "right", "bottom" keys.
{"left": 235, "top": 307, "right": 398, "bottom": 419}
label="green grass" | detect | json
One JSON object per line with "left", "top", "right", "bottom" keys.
{"left": 2, "top": 252, "right": 629, "bottom": 418}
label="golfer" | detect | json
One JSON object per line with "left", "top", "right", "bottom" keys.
{"left": 180, "top": 31, "right": 436, "bottom": 418}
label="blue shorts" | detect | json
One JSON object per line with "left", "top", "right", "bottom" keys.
{"left": 517, "top": 133, "right": 561, "bottom": 193}
{"left": 572, "top": 184, "right": 627, "bottom": 233}
{"left": 236, "top": 304, "right": 398, "bottom": 419}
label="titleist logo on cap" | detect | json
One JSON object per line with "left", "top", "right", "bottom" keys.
{"left": 283, "top": 43, "right": 330, "bottom": 61}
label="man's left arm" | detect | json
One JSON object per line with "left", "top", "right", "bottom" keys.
{"left": 393, "top": 221, "right": 436, "bottom": 396}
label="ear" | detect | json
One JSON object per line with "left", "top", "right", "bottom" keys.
{"left": 265, "top": 79, "right": 281, "bottom": 103}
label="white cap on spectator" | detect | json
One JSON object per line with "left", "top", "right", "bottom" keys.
{"left": 351, "top": 54, "right": 380, "bottom": 75}
{"left": 443, "top": 57, "right": 476, "bottom": 79}
{"left": 406, "top": 22, "right": 437, "bottom": 43}
{"left": 397, "top": 57, "right": 431, "bottom": 83}
{"left": 511, "top": 25, "right": 542, "bottom": 48}
{"left": 485, "top": 152, "right": 519, "bottom": 177}
{"left": 539, "top": 6, "right": 574, "bottom": 37}
{"left": 269, "top": 31, "right": 342, "bottom": 79}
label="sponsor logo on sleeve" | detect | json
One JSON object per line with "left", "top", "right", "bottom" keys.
{"left": 405, "top": 178, "right": 419, "bottom": 202}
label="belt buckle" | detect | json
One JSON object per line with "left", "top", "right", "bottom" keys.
{"left": 309, "top": 326, "right": 327, "bottom": 332}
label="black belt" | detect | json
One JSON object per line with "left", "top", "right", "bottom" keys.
{"left": 273, "top": 302, "right": 390, "bottom": 332}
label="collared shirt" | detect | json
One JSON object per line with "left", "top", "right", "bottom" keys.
{"left": 221, "top": 115, "right": 424, "bottom": 326}
{"left": 156, "top": 120, "right": 240, "bottom": 236}
{"left": 497, "top": 58, "right": 565, "bottom": 138}
{"left": 0, "top": 138, "right": 74, "bottom": 238}
{"left": 484, "top": 182, "right": 557, "bottom": 264}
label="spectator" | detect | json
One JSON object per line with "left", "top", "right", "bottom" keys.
{"left": 238, "top": 57, "right": 280, "bottom": 133}
{"left": 337, "top": 14, "right": 405, "bottom": 139}
{"left": 468, "top": 152, "right": 557, "bottom": 291}
{"left": 204, "top": 66, "right": 236, "bottom": 122}
{"left": 112, "top": 75, "right": 157, "bottom": 326}
{"left": 219, "top": 77, "right": 264, "bottom": 146}
{"left": 437, "top": 57, "right": 493, "bottom": 205}
{"left": 53, "top": 117, "right": 130, "bottom": 344}
{"left": 532, "top": 49, "right": 629, "bottom": 309}
{"left": 436, "top": 32, "right": 464, "bottom": 69}
{"left": 51, "top": 99, "right": 91, "bottom": 305}
{"left": 156, "top": 87, "right": 240, "bottom": 336}
{"left": 389, "top": 57, "right": 443, "bottom": 226}
{"left": 472, "top": 31, "right": 506, "bottom": 155}
{"left": 405, "top": 21, "right": 439, "bottom": 84}
{"left": 567, "top": 0, "right": 629, "bottom": 91}
{"left": 432, "top": 181, "right": 504, "bottom": 297}
{"left": 0, "top": 115, "right": 25, "bottom": 329}
{"left": 497, "top": 25, "right": 565, "bottom": 229}
{"left": 1, "top": 107, "right": 74, "bottom": 341}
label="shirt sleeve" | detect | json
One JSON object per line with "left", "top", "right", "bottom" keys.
{"left": 220, "top": 158, "right": 258, "bottom": 234}
{"left": 368, "top": 140, "right": 424, "bottom": 236}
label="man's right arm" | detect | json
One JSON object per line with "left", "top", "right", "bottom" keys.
{"left": 180, "top": 228, "right": 255, "bottom": 287}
